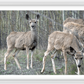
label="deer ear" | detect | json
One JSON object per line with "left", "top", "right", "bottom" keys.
{"left": 36, "top": 14, "right": 40, "bottom": 20}
{"left": 81, "top": 48, "right": 84, "bottom": 56}
{"left": 26, "top": 14, "right": 30, "bottom": 20}
{"left": 82, "top": 48, "right": 84, "bottom": 53}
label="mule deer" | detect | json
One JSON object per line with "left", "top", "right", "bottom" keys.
{"left": 63, "top": 18, "right": 84, "bottom": 47}
{"left": 4, "top": 14, "right": 40, "bottom": 70}
{"left": 63, "top": 17, "right": 84, "bottom": 25}
{"left": 41, "top": 31, "right": 83, "bottom": 75}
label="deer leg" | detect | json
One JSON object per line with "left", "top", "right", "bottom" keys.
{"left": 76, "top": 67, "right": 80, "bottom": 75}
{"left": 41, "top": 50, "right": 50, "bottom": 73}
{"left": 13, "top": 49, "right": 21, "bottom": 69}
{"left": 74, "top": 58, "right": 80, "bottom": 75}
{"left": 62, "top": 49, "right": 67, "bottom": 75}
{"left": 4, "top": 48, "right": 13, "bottom": 70}
{"left": 75, "top": 60, "right": 80, "bottom": 75}
{"left": 51, "top": 58, "right": 56, "bottom": 74}
{"left": 26, "top": 47, "right": 29, "bottom": 69}
{"left": 51, "top": 50, "right": 57, "bottom": 74}
{"left": 30, "top": 50, "right": 33, "bottom": 68}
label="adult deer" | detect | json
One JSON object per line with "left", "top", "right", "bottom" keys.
{"left": 41, "top": 31, "right": 83, "bottom": 75}
{"left": 4, "top": 14, "right": 40, "bottom": 70}
{"left": 63, "top": 18, "right": 84, "bottom": 48}
{"left": 63, "top": 17, "right": 84, "bottom": 25}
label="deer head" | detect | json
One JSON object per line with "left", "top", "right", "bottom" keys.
{"left": 26, "top": 14, "right": 40, "bottom": 31}
{"left": 74, "top": 52, "right": 83, "bottom": 68}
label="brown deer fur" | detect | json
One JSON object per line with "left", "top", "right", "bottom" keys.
{"left": 4, "top": 14, "right": 40, "bottom": 70}
{"left": 63, "top": 21, "right": 84, "bottom": 46}
{"left": 63, "top": 17, "right": 84, "bottom": 25}
{"left": 41, "top": 31, "right": 83, "bottom": 75}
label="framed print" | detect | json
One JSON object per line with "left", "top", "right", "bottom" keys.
{"left": 0, "top": 0, "right": 84, "bottom": 84}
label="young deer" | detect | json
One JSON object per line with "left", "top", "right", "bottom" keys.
{"left": 41, "top": 31, "right": 83, "bottom": 75}
{"left": 4, "top": 14, "right": 40, "bottom": 70}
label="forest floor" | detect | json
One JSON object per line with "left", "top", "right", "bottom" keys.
{"left": 0, "top": 48, "right": 83, "bottom": 75}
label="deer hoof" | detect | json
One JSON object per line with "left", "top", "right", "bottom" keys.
{"left": 40, "top": 71, "right": 43, "bottom": 74}
{"left": 75, "top": 72, "right": 80, "bottom": 75}
{"left": 41, "top": 69, "right": 44, "bottom": 73}
{"left": 27, "top": 67, "right": 29, "bottom": 69}
{"left": 4, "top": 68, "right": 7, "bottom": 70}
{"left": 30, "top": 65, "right": 33, "bottom": 68}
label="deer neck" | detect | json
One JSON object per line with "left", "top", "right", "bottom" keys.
{"left": 73, "top": 45, "right": 80, "bottom": 52}
{"left": 71, "top": 38, "right": 81, "bottom": 52}
{"left": 31, "top": 29, "right": 37, "bottom": 40}
{"left": 31, "top": 29, "right": 37, "bottom": 34}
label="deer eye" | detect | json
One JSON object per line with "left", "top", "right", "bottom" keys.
{"left": 35, "top": 21, "right": 36, "bottom": 23}
{"left": 80, "top": 58, "right": 83, "bottom": 60}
